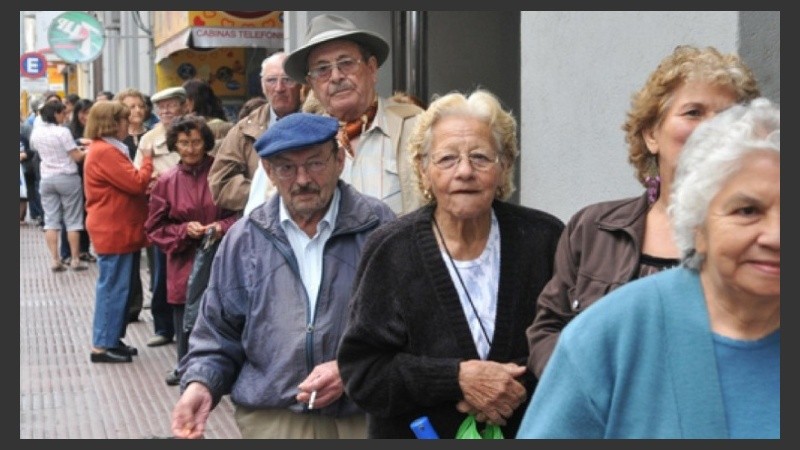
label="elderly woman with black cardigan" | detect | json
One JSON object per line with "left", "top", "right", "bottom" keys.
{"left": 337, "top": 90, "right": 564, "bottom": 438}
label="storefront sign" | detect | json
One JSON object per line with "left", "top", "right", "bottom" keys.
{"left": 47, "top": 11, "right": 105, "bottom": 64}
{"left": 191, "top": 27, "right": 283, "bottom": 48}
{"left": 154, "top": 11, "right": 284, "bottom": 62}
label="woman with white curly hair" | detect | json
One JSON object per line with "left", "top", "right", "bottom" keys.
{"left": 337, "top": 89, "right": 565, "bottom": 438}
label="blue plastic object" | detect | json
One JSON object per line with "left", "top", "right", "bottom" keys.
{"left": 410, "top": 416, "right": 439, "bottom": 439}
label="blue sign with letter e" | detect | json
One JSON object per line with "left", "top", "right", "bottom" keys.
{"left": 20, "top": 52, "right": 47, "bottom": 78}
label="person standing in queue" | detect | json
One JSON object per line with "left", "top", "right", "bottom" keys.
{"left": 171, "top": 113, "right": 395, "bottom": 438}
{"left": 525, "top": 45, "right": 761, "bottom": 378}
{"left": 208, "top": 51, "right": 303, "bottom": 213}
{"left": 336, "top": 90, "right": 564, "bottom": 438}
{"left": 516, "top": 98, "right": 779, "bottom": 438}
{"left": 144, "top": 115, "right": 238, "bottom": 386}
{"left": 245, "top": 14, "right": 424, "bottom": 216}
{"left": 83, "top": 101, "right": 153, "bottom": 363}
{"left": 134, "top": 86, "right": 189, "bottom": 348}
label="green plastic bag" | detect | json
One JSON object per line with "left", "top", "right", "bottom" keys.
{"left": 455, "top": 414, "right": 504, "bottom": 439}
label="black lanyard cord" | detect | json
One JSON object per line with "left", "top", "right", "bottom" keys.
{"left": 432, "top": 216, "right": 493, "bottom": 349}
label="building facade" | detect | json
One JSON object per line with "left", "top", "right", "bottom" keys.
{"left": 20, "top": 10, "right": 780, "bottom": 222}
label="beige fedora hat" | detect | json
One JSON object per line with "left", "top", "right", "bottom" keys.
{"left": 284, "top": 14, "right": 390, "bottom": 83}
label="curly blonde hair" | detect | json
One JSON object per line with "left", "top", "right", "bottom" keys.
{"left": 408, "top": 89, "right": 518, "bottom": 203}
{"left": 114, "top": 88, "right": 147, "bottom": 106}
{"left": 622, "top": 45, "right": 760, "bottom": 186}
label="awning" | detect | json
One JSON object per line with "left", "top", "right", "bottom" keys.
{"left": 154, "top": 28, "right": 192, "bottom": 63}
{"left": 155, "top": 26, "right": 284, "bottom": 63}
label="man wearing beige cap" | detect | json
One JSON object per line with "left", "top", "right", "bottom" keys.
{"left": 134, "top": 86, "right": 188, "bottom": 356}
{"left": 134, "top": 86, "right": 186, "bottom": 176}
{"left": 246, "top": 14, "right": 424, "bottom": 216}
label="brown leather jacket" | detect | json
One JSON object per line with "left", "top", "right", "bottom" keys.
{"left": 526, "top": 193, "right": 649, "bottom": 377}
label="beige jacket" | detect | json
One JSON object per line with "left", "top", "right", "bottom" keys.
{"left": 382, "top": 99, "right": 425, "bottom": 214}
{"left": 133, "top": 123, "right": 180, "bottom": 178}
{"left": 207, "top": 104, "right": 271, "bottom": 211}
{"left": 206, "top": 117, "right": 234, "bottom": 156}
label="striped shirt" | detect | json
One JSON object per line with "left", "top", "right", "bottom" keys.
{"left": 343, "top": 97, "right": 402, "bottom": 213}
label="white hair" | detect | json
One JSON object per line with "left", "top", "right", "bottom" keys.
{"left": 261, "top": 51, "right": 287, "bottom": 76}
{"left": 669, "top": 97, "right": 780, "bottom": 269}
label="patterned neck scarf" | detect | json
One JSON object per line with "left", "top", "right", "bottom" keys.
{"left": 336, "top": 100, "right": 378, "bottom": 157}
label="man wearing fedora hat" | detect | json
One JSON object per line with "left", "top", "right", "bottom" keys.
{"left": 172, "top": 112, "right": 395, "bottom": 439}
{"left": 245, "top": 14, "right": 424, "bottom": 216}
{"left": 134, "top": 86, "right": 190, "bottom": 352}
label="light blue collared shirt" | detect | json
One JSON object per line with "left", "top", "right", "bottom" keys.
{"left": 279, "top": 186, "right": 341, "bottom": 323}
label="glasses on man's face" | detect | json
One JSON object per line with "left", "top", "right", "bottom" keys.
{"left": 307, "top": 57, "right": 363, "bottom": 81}
{"left": 263, "top": 76, "right": 298, "bottom": 87}
{"left": 270, "top": 151, "right": 335, "bottom": 180}
{"left": 176, "top": 138, "right": 205, "bottom": 149}
{"left": 156, "top": 102, "right": 182, "bottom": 113}
{"left": 429, "top": 151, "right": 500, "bottom": 171}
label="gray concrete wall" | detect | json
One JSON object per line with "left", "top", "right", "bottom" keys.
{"left": 519, "top": 11, "right": 741, "bottom": 222}
{"left": 739, "top": 11, "right": 780, "bottom": 103}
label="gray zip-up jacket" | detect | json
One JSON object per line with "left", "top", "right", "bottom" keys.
{"left": 179, "top": 180, "right": 396, "bottom": 416}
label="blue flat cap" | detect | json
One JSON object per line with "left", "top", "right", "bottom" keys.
{"left": 255, "top": 113, "right": 339, "bottom": 158}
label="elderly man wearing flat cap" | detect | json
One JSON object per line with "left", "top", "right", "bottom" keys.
{"left": 133, "top": 86, "right": 190, "bottom": 353}
{"left": 245, "top": 14, "right": 424, "bottom": 217}
{"left": 171, "top": 112, "right": 395, "bottom": 439}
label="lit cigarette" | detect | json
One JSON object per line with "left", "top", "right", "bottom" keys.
{"left": 309, "top": 390, "right": 317, "bottom": 410}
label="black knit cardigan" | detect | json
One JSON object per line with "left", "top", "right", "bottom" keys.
{"left": 338, "top": 200, "right": 565, "bottom": 438}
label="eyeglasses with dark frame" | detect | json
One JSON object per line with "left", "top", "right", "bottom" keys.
{"left": 428, "top": 151, "right": 500, "bottom": 171}
{"left": 269, "top": 151, "right": 336, "bottom": 180}
{"left": 307, "top": 57, "right": 363, "bottom": 81}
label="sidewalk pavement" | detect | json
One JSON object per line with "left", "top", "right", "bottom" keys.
{"left": 19, "top": 221, "right": 241, "bottom": 438}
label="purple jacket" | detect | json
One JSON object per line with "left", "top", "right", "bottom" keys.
{"left": 145, "top": 156, "right": 238, "bottom": 305}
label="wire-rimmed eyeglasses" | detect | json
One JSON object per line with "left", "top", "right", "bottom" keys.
{"left": 263, "top": 76, "right": 298, "bottom": 87}
{"left": 428, "top": 151, "right": 500, "bottom": 171}
{"left": 307, "top": 57, "right": 363, "bottom": 81}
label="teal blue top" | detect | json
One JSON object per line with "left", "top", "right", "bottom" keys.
{"left": 516, "top": 267, "right": 780, "bottom": 438}
{"left": 714, "top": 329, "right": 780, "bottom": 438}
